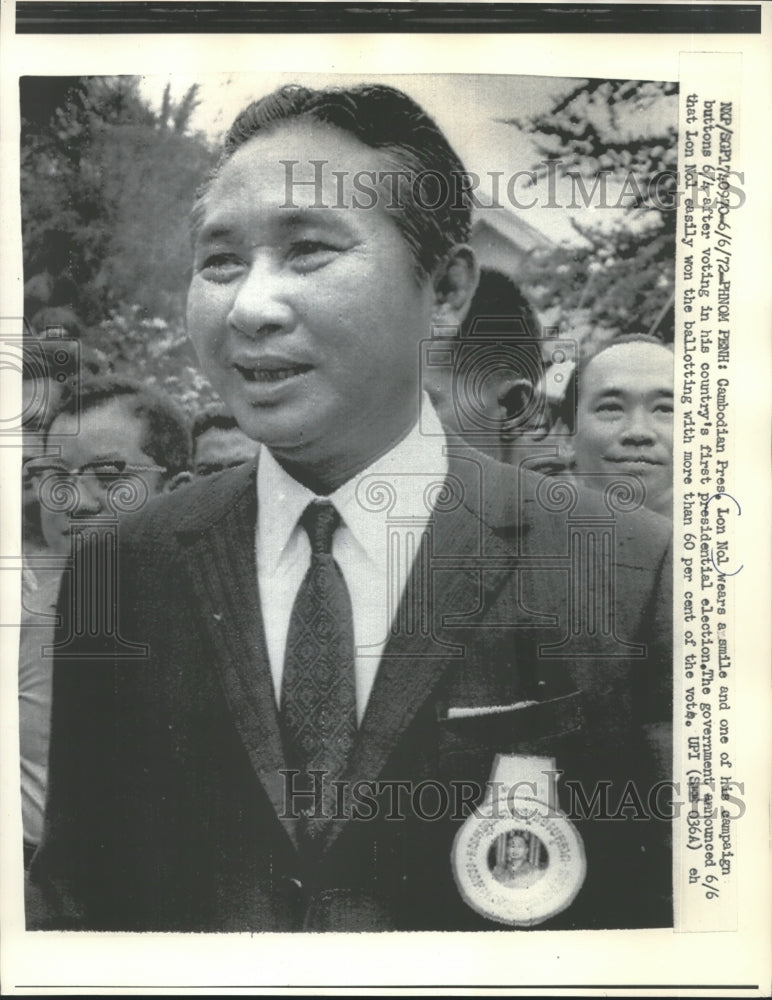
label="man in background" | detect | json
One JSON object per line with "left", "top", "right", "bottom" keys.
{"left": 192, "top": 405, "right": 259, "bottom": 478}
{"left": 20, "top": 376, "right": 191, "bottom": 862}
{"left": 424, "top": 268, "right": 567, "bottom": 473}
{"left": 564, "top": 335, "right": 674, "bottom": 517}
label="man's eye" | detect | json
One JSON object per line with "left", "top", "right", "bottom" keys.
{"left": 89, "top": 464, "right": 124, "bottom": 485}
{"left": 654, "top": 401, "right": 674, "bottom": 414}
{"left": 291, "top": 240, "right": 333, "bottom": 255}
{"left": 595, "top": 402, "right": 623, "bottom": 414}
{"left": 287, "top": 240, "right": 340, "bottom": 269}
{"left": 199, "top": 254, "right": 244, "bottom": 281}
{"left": 31, "top": 466, "right": 66, "bottom": 478}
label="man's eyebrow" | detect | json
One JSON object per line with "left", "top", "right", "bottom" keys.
{"left": 198, "top": 208, "right": 349, "bottom": 243}
{"left": 196, "top": 222, "right": 235, "bottom": 244}
{"left": 280, "top": 208, "right": 348, "bottom": 227}
{"left": 592, "top": 388, "right": 624, "bottom": 398}
{"left": 589, "top": 385, "right": 674, "bottom": 403}
{"left": 83, "top": 454, "right": 127, "bottom": 465}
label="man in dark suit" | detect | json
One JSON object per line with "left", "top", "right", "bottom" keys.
{"left": 30, "top": 83, "right": 672, "bottom": 932}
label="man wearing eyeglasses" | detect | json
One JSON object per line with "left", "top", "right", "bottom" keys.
{"left": 30, "top": 377, "right": 191, "bottom": 556}
{"left": 19, "top": 376, "right": 191, "bottom": 865}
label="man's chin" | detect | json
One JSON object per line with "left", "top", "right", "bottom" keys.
{"left": 590, "top": 464, "right": 672, "bottom": 507}
{"left": 645, "top": 486, "right": 673, "bottom": 517}
{"left": 622, "top": 472, "right": 672, "bottom": 515}
{"left": 46, "top": 537, "right": 77, "bottom": 558}
{"left": 228, "top": 405, "right": 306, "bottom": 449}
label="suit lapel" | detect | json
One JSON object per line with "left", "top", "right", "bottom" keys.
{"left": 170, "top": 450, "right": 661, "bottom": 861}
{"left": 173, "top": 450, "right": 530, "bottom": 856}
{"left": 175, "top": 460, "right": 297, "bottom": 844}
{"left": 320, "top": 451, "right": 524, "bottom": 852}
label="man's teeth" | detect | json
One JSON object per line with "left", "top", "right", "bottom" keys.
{"left": 239, "top": 366, "right": 303, "bottom": 382}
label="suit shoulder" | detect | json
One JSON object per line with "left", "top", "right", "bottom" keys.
{"left": 475, "top": 458, "right": 670, "bottom": 570}
{"left": 119, "top": 462, "right": 256, "bottom": 551}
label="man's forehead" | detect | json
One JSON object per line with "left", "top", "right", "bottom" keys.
{"left": 197, "top": 205, "right": 351, "bottom": 242}
{"left": 199, "top": 121, "right": 400, "bottom": 222}
{"left": 225, "top": 117, "right": 381, "bottom": 167}
{"left": 584, "top": 343, "right": 674, "bottom": 390}
{"left": 51, "top": 397, "right": 147, "bottom": 456}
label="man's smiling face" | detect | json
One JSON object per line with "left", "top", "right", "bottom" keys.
{"left": 572, "top": 340, "right": 674, "bottom": 510}
{"left": 186, "top": 120, "right": 443, "bottom": 488}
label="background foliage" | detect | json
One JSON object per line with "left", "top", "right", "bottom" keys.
{"left": 509, "top": 79, "right": 677, "bottom": 354}
{"left": 21, "top": 76, "right": 217, "bottom": 411}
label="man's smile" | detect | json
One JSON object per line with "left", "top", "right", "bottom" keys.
{"left": 605, "top": 454, "right": 665, "bottom": 466}
{"left": 233, "top": 362, "right": 313, "bottom": 383}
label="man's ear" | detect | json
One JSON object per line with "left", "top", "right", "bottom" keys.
{"left": 163, "top": 470, "right": 192, "bottom": 493}
{"left": 431, "top": 246, "right": 479, "bottom": 329}
{"left": 553, "top": 417, "right": 576, "bottom": 466}
{"left": 496, "top": 377, "right": 536, "bottom": 442}
{"left": 497, "top": 377, "right": 534, "bottom": 423}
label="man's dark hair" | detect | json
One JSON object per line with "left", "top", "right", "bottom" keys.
{"left": 191, "top": 405, "right": 241, "bottom": 445}
{"left": 459, "top": 269, "right": 546, "bottom": 426}
{"left": 193, "top": 83, "right": 471, "bottom": 280}
{"left": 47, "top": 376, "right": 192, "bottom": 478}
{"left": 460, "top": 268, "right": 544, "bottom": 386}
{"left": 461, "top": 270, "right": 539, "bottom": 340}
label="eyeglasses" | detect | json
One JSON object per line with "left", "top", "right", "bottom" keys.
{"left": 195, "top": 459, "right": 250, "bottom": 478}
{"left": 27, "top": 459, "right": 167, "bottom": 493}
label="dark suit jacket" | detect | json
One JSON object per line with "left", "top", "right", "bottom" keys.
{"left": 31, "top": 449, "right": 672, "bottom": 932}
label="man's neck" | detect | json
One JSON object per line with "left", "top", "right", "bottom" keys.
{"left": 268, "top": 416, "right": 421, "bottom": 496}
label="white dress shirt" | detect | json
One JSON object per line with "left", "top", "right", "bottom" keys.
{"left": 256, "top": 399, "right": 448, "bottom": 723}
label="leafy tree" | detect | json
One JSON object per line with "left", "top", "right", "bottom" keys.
{"left": 20, "top": 75, "right": 220, "bottom": 413}
{"left": 87, "top": 304, "right": 220, "bottom": 417}
{"left": 21, "top": 76, "right": 214, "bottom": 325}
{"left": 505, "top": 79, "right": 677, "bottom": 351}
{"left": 156, "top": 82, "right": 201, "bottom": 134}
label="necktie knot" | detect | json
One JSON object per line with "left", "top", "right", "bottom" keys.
{"left": 300, "top": 501, "right": 341, "bottom": 555}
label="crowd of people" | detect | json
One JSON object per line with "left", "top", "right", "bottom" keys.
{"left": 19, "top": 371, "right": 260, "bottom": 869}
{"left": 18, "top": 81, "right": 674, "bottom": 933}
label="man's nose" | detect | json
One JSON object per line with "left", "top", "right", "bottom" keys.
{"left": 72, "top": 478, "right": 104, "bottom": 516}
{"left": 227, "top": 256, "right": 295, "bottom": 338}
{"left": 620, "top": 407, "right": 656, "bottom": 443}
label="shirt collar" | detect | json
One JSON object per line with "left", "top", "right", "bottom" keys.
{"left": 257, "top": 397, "right": 448, "bottom": 573}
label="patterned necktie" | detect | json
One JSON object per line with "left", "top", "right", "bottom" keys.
{"left": 281, "top": 501, "right": 357, "bottom": 843}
